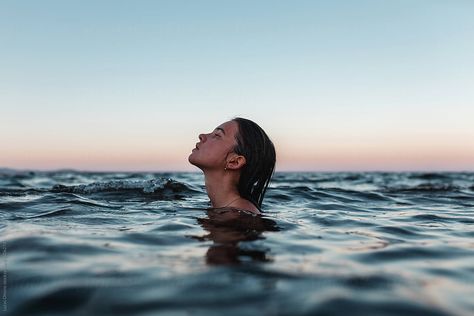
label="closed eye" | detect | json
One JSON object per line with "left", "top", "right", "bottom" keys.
{"left": 213, "top": 127, "right": 226, "bottom": 137}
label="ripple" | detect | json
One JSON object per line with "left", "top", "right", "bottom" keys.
{"left": 355, "top": 245, "right": 471, "bottom": 263}
{"left": 310, "top": 297, "right": 451, "bottom": 316}
{"left": 375, "top": 225, "right": 429, "bottom": 238}
{"left": 15, "top": 286, "right": 94, "bottom": 315}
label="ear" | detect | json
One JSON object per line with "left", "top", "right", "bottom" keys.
{"left": 225, "top": 154, "right": 246, "bottom": 170}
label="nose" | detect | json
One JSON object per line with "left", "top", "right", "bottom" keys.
{"left": 199, "top": 133, "right": 206, "bottom": 142}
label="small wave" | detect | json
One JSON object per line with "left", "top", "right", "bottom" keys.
{"left": 12, "top": 207, "right": 72, "bottom": 220}
{"left": 410, "top": 172, "right": 452, "bottom": 180}
{"left": 50, "top": 178, "right": 190, "bottom": 195}
{"left": 410, "top": 214, "right": 450, "bottom": 222}
{"left": 355, "top": 245, "right": 470, "bottom": 263}
{"left": 0, "top": 168, "right": 36, "bottom": 178}
{"left": 341, "top": 274, "right": 394, "bottom": 289}
{"left": 0, "top": 188, "right": 46, "bottom": 196}
{"left": 376, "top": 225, "right": 424, "bottom": 237}
{"left": 383, "top": 183, "right": 461, "bottom": 193}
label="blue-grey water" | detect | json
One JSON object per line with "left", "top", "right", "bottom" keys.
{"left": 1, "top": 169, "right": 473, "bottom": 316}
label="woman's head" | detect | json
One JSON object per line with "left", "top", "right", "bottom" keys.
{"left": 188, "top": 117, "right": 276, "bottom": 209}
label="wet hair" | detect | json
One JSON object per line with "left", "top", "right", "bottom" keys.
{"left": 231, "top": 117, "right": 276, "bottom": 210}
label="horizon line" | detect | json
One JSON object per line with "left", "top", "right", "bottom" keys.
{"left": 1, "top": 166, "right": 473, "bottom": 174}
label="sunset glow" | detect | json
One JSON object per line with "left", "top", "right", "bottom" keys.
{"left": 1, "top": 1, "right": 473, "bottom": 172}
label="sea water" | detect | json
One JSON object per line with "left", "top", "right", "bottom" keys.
{"left": 1, "top": 169, "right": 473, "bottom": 315}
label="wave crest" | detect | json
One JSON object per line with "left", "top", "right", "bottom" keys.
{"left": 51, "top": 178, "right": 189, "bottom": 195}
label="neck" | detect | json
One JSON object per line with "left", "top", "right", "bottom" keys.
{"left": 203, "top": 169, "right": 241, "bottom": 208}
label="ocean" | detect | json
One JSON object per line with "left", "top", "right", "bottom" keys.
{"left": 1, "top": 169, "right": 473, "bottom": 315}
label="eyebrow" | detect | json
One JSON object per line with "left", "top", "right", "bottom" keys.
{"left": 215, "top": 127, "right": 226, "bottom": 135}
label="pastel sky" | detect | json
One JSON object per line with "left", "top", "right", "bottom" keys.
{"left": 1, "top": 0, "right": 473, "bottom": 172}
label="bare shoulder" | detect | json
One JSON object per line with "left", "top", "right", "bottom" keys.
{"left": 233, "top": 198, "right": 261, "bottom": 215}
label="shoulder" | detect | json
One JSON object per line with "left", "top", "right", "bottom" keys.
{"left": 233, "top": 198, "right": 261, "bottom": 215}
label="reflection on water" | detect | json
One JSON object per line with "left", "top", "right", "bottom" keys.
{"left": 192, "top": 208, "right": 280, "bottom": 265}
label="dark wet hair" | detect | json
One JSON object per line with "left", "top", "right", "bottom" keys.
{"left": 232, "top": 117, "right": 276, "bottom": 210}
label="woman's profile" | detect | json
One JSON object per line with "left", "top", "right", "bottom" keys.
{"left": 188, "top": 117, "right": 276, "bottom": 214}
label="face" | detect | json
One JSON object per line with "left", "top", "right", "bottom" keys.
{"left": 188, "top": 120, "right": 240, "bottom": 171}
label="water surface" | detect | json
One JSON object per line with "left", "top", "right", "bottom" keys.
{"left": 1, "top": 170, "right": 473, "bottom": 315}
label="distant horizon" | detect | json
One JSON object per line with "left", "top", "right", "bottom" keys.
{"left": 1, "top": 166, "right": 472, "bottom": 173}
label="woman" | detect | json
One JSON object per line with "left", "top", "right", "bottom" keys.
{"left": 188, "top": 117, "right": 276, "bottom": 214}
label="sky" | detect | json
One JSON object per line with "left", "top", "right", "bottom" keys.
{"left": 1, "top": 0, "right": 473, "bottom": 172}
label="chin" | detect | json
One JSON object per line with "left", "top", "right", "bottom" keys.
{"left": 188, "top": 153, "right": 199, "bottom": 166}
{"left": 188, "top": 156, "right": 206, "bottom": 172}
